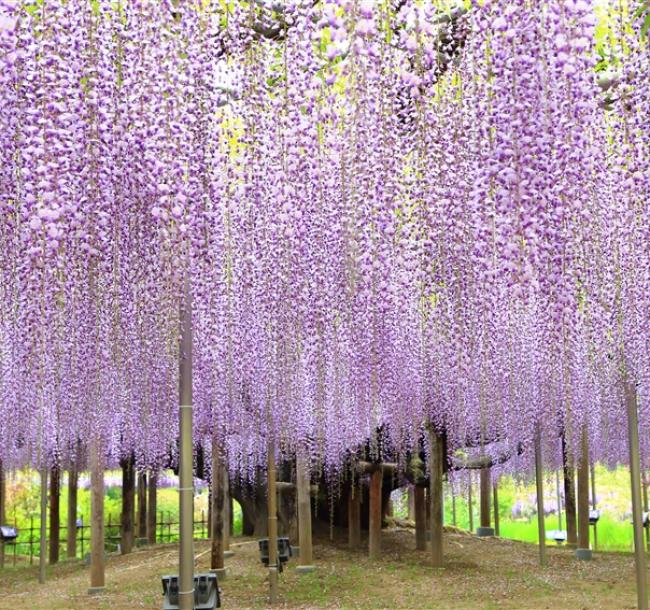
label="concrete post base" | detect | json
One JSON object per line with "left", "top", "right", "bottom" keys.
{"left": 296, "top": 565, "right": 316, "bottom": 574}
{"left": 476, "top": 527, "right": 495, "bottom": 537}
{"left": 224, "top": 550, "right": 234, "bottom": 558}
{"left": 87, "top": 587, "right": 105, "bottom": 595}
{"left": 575, "top": 548, "right": 592, "bottom": 560}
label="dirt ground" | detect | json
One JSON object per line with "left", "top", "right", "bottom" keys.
{"left": 0, "top": 527, "right": 642, "bottom": 609}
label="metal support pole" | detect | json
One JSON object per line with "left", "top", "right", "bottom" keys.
{"left": 626, "top": 380, "right": 648, "bottom": 610}
{"left": 178, "top": 277, "right": 194, "bottom": 610}
{"left": 39, "top": 466, "right": 47, "bottom": 584}
{"left": 535, "top": 431, "right": 546, "bottom": 567}
{"left": 267, "top": 438, "right": 278, "bottom": 603}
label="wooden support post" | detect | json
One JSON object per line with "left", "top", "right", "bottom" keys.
{"left": 414, "top": 485, "right": 426, "bottom": 550}
{"left": 575, "top": 427, "right": 592, "bottom": 560}
{"left": 493, "top": 479, "right": 500, "bottom": 537}
{"left": 120, "top": 456, "right": 135, "bottom": 555}
{"left": 451, "top": 486, "right": 457, "bottom": 527}
{"left": 562, "top": 435, "right": 578, "bottom": 548}
{"left": 348, "top": 486, "right": 361, "bottom": 549}
{"left": 267, "top": 438, "right": 279, "bottom": 603}
{"left": 147, "top": 472, "right": 157, "bottom": 545}
{"left": 477, "top": 467, "right": 493, "bottom": 536}
{"left": 67, "top": 465, "right": 78, "bottom": 558}
{"left": 407, "top": 486, "right": 415, "bottom": 521}
{"left": 590, "top": 462, "right": 598, "bottom": 551}
{"left": 89, "top": 440, "right": 105, "bottom": 593}
{"left": 296, "top": 448, "right": 314, "bottom": 572}
{"left": 428, "top": 426, "right": 444, "bottom": 568}
{"left": 224, "top": 471, "right": 233, "bottom": 555}
{"left": 368, "top": 469, "right": 382, "bottom": 560}
{"left": 137, "top": 472, "right": 147, "bottom": 541}
{"left": 535, "top": 431, "right": 546, "bottom": 567}
{"left": 39, "top": 466, "right": 47, "bottom": 584}
{"left": 625, "top": 379, "right": 648, "bottom": 610}
{"left": 643, "top": 474, "right": 649, "bottom": 553}
{"left": 468, "top": 471, "right": 474, "bottom": 533}
{"left": 555, "top": 470, "right": 563, "bottom": 532}
{"left": 49, "top": 465, "right": 60, "bottom": 564}
{"left": 210, "top": 442, "right": 225, "bottom": 576}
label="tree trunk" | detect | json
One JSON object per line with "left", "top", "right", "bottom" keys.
{"left": 210, "top": 444, "right": 225, "bottom": 571}
{"left": 576, "top": 427, "right": 591, "bottom": 559}
{"left": 137, "top": 472, "right": 147, "bottom": 540}
{"left": 297, "top": 449, "right": 314, "bottom": 569}
{"left": 49, "top": 465, "right": 60, "bottom": 564}
{"left": 120, "top": 456, "right": 135, "bottom": 555}
{"left": 478, "top": 467, "right": 492, "bottom": 535}
{"left": 414, "top": 485, "right": 426, "bottom": 551}
{"left": 67, "top": 465, "right": 78, "bottom": 558}
{"left": 348, "top": 486, "right": 361, "bottom": 549}
{"left": 428, "top": 427, "right": 444, "bottom": 567}
{"left": 368, "top": 469, "right": 382, "bottom": 560}
{"left": 147, "top": 472, "right": 157, "bottom": 545}
{"left": 562, "top": 434, "right": 578, "bottom": 548}
{"left": 89, "top": 441, "right": 105, "bottom": 592}
{"left": 0, "top": 460, "right": 6, "bottom": 568}
{"left": 493, "top": 479, "right": 500, "bottom": 536}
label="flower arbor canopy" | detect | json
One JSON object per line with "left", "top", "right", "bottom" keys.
{"left": 0, "top": 0, "right": 649, "bottom": 480}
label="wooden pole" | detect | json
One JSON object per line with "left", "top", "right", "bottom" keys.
{"left": 147, "top": 472, "right": 157, "bottom": 545}
{"left": 348, "top": 485, "right": 361, "bottom": 549}
{"left": 562, "top": 434, "right": 578, "bottom": 548}
{"left": 590, "top": 462, "right": 598, "bottom": 552}
{"left": 267, "top": 438, "right": 279, "bottom": 603}
{"left": 210, "top": 441, "right": 225, "bottom": 575}
{"left": 89, "top": 440, "right": 105, "bottom": 593}
{"left": 49, "top": 465, "right": 60, "bottom": 564}
{"left": 67, "top": 465, "right": 78, "bottom": 558}
{"left": 137, "top": 472, "right": 147, "bottom": 541}
{"left": 477, "top": 467, "right": 493, "bottom": 536}
{"left": 407, "top": 486, "right": 415, "bottom": 521}
{"left": 178, "top": 276, "right": 195, "bottom": 610}
{"left": 576, "top": 427, "right": 592, "bottom": 560}
{"left": 224, "top": 471, "right": 232, "bottom": 555}
{"left": 493, "top": 479, "right": 500, "bottom": 537}
{"left": 451, "top": 484, "right": 457, "bottom": 527}
{"left": 428, "top": 426, "right": 444, "bottom": 567}
{"left": 535, "top": 431, "right": 547, "bottom": 567}
{"left": 120, "top": 456, "right": 135, "bottom": 555}
{"left": 39, "top": 466, "right": 47, "bottom": 584}
{"left": 468, "top": 470, "right": 473, "bottom": 533}
{"left": 625, "top": 379, "right": 648, "bottom": 610}
{"left": 414, "top": 485, "right": 426, "bottom": 550}
{"left": 368, "top": 468, "right": 382, "bottom": 560}
{"left": 296, "top": 448, "right": 314, "bottom": 572}
{"left": 555, "top": 470, "right": 563, "bottom": 532}
{"left": 643, "top": 474, "right": 649, "bottom": 553}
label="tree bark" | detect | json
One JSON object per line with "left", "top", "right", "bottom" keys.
{"left": 348, "top": 486, "right": 361, "bottom": 549}
{"left": 414, "top": 485, "right": 426, "bottom": 551}
{"left": 576, "top": 427, "right": 591, "bottom": 559}
{"left": 137, "top": 472, "right": 147, "bottom": 540}
{"left": 210, "top": 444, "right": 225, "bottom": 571}
{"left": 479, "top": 467, "right": 491, "bottom": 529}
{"left": 428, "top": 427, "right": 444, "bottom": 567}
{"left": 493, "top": 480, "right": 500, "bottom": 536}
{"left": 67, "top": 465, "right": 78, "bottom": 558}
{"left": 368, "top": 469, "right": 382, "bottom": 560}
{"left": 562, "top": 434, "right": 578, "bottom": 547}
{"left": 120, "top": 456, "right": 135, "bottom": 555}
{"left": 49, "top": 465, "right": 60, "bottom": 564}
{"left": 147, "top": 472, "right": 157, "bottom": 545}
{"left": 89, "top": 441, "right": 105, "bottom": 591}
{"left": 296, "top": 448, "right": 313, "bottom": 567}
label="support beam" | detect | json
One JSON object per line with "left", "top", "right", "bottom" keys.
{"left": 67, "top": 465, "right": 78, "bottom": 559}
{"left": 368, "top": 469, "right": 382, "bottom": 560}
{"left": 625, "top": 379, "right": 648, "bottom": 610}
{"left": 428, "top": 426, "right": 444, "bottom": 568}
{"left": 493, "top": 479, "right": 500, "bottom": 536}
{"left": 210, "top": 442, "right": 226, "bottom": 577}
{"left": 575, "top": 427, "right": 592, "bottom": 561}
{"left": 121, "top": 456, "right": 135, "bottom": 555}
{"left": 296, "top": 448, "right": 314, "bottom": 573}
{"left": 147, "top": 472, "right": 157, "bottom": 545}
{"left": 348, "top": 486, "right": 361, "bottom": 549}
{"left": 137, "top": 472, "right": 147, "bottom": 541}
{"left": 178, "top": 276, "right": 195, "bottom": 610}
{"left": 562, "top": 435, "right": 578, "bottom": 548}
{"left": 39, "top": 466, "right": 47, "bottom": 584}
{"left": 267, "top": 438, "right": 279, "bottom": 604}
{"left": 477, "top": 467, "right": 494, "bottom": 536}
{"left": 535, "top": 431, "right": 546, "bottom": 567}
{"left": 49, "top": 465, "right": 60, "bottom": 564}
{"left": 89, "top": 440, "right": 105, "bottom": 594}
{"left": 414, "top": 485, "right": 426, "bottom": 551}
